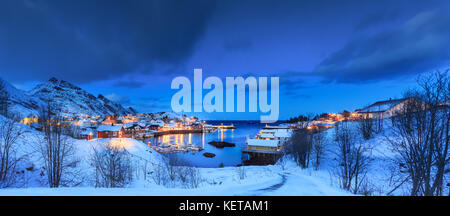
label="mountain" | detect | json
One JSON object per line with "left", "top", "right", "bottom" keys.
{"left": 0, "top": 77, "right": 42, "bottom": 117}
{"left": 128, "top": 106, "right": 137, "bottom": 114}
{"left": 29, "top": 77, "right": 131, "bottom": 117}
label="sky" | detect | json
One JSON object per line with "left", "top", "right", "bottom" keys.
{"left": 1, "top": 0, "right": 450, "bottom": 120}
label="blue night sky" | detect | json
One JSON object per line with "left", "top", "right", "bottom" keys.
{"left": 1, "top": 0, "right": 450, "bottom": 120}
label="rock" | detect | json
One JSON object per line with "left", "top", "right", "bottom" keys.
{"left": 203, "top": 152, "right": 216, "bottom": 158}
{"left": 208, "top": 141, "right": 235, "bottom": 148}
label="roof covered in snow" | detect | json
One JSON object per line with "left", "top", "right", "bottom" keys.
{"left": 247, "top": 139, "right": 280, "bottom": 147}
{"left": 274, "top": 130, "right": 292, "bottom": 138}
{"left": 97, "top": 124, "right": 123, "bottom": 132}
{"left": 80, "top": 129, "right": 94, "bottom": 135}
{"left": 260, "top": 129, "right": 275, "bottom": 134}
{"left": 260, "top": 133, "right": 275, "bottom": 139}
{"left": 359, "top": 98, "right": 408, "bottom": 113}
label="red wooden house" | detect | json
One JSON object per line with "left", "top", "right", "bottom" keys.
{"left": 97, "top": 124, "right": 125, "bottom": 138}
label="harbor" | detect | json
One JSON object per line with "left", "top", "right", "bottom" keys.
{"left": 146, "top": 121, "right": 268, "bottom": 167}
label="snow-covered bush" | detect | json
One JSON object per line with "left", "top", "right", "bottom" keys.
{"left": 91, "top": 142, "right": 133, "bottom": 188}
{"left": 0, "top": 116, "right": 26, "bottom": 188}
{"left": 333, "top": 121, "right": 372, "bottom": 194}
{"left": 150, "top": 155, "right": 202, "bottom": 188}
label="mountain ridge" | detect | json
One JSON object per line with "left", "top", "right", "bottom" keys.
{"left": 0, "top": 77, "right": 134, "bottom": 117}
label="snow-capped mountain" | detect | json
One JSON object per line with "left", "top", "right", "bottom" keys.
{"left": 0, "top": 77, "right": 42, "bottom": 117}
{"left": 128, "top": 106, "right": 137, "bottom": 114}
{"left": 29, "top": 77, "right": 132, "bottom": 117}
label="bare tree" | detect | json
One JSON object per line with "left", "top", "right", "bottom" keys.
{"left": 0, "top": 115, "right": 25, "bottom": 188}
{"left": 91, "top": 141, "right": 133, "bottom": 188}
{"left": 276, "top": 150, "right": 288, "bottom": 170}
{"left": 387, "top": 70, "right": 449, "bottom": 196}
{"left": 374, "top": 115, "right": 383, "bottom": 134}
{"left": 334, "top": 121, "right": 372, "bottom": 194}
{"left": 286, "top": 130, "right": 312, "bottom": 168}
{"left": 236, "top": 166, "right": 246, "bottom": 180}
{"left": 37, "top": 100, "right": 79, "bottom": 187}
{"left": 359, "top": 116, "right": 374, "bottom": 140}
{"left": 164, "top": 155, "right": 182, "bottom": 182}
{"left": 0, "top": 81, "right": 9, "bottom": 117}
{"left": 151, "top": 154, "right": 202, "bottom": 188}
{"left": 151, "top": 164, "right": 167, "bottom": 186}
{"left": 312, "top": 131, "right": 326, "bottom": 170}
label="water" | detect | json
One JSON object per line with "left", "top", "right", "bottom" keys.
{"left": 147, "top": 120, "right": 282, "bottom": 168}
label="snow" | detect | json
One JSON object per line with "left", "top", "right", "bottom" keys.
{"left": 359, "top": 99, "right": 405, "bottom": 113}
{"left": 80, "top": 129, "right": 94, "bottom": 135}
{"left": 259, "top": 133, "right": 275, "bottom": 139}
{"left": 96, "top": 124, "right": 124, "bottom": 132}
{"left": 29, "top": 78, "right": 131, "bottom": 116}
{"left": 0, "top": 78, "right": 42, "bottom": 118}
{"left": 246, "top": 139, "right": 280, "bottom": 147}
{"left": 274, "top": 130, "right": 291, "bottom": 138}
{"left": 3, "top": 113, "right": 438, "bottom": 196}
{"left": 0, "top": 162, "right": 351, "bottom": 196}
{"left": 0, "top": 114, "right": 352, "bottom": 195}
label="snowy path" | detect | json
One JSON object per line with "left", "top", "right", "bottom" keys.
{"left": 0, "top": 164, "right": 351, "bottom": 196}
{"left": 0, "top": 172, "right": 351, "bottom": 196}
{"left": 233, "top": 170, "right": 351, "bottom": 196}
{"left": 257, "top": 174, "right": 287, "bottom": 192}
{"left": 231, "top": 174, "right": 287, "bottom": 196}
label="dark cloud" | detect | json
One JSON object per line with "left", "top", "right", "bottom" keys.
{"left": 283, "top": 90, "right": 311, "bottom": 99}
{"left": 0, "top": 0, "right": 217, "bottom": 83}
{"left": 105, "top": 93, "right": 131, "bottom": 105}
{"left": 139, "top": 97, "right": 171, "bottom": 112}
{"left": 354, "top": 10, "right": 400, "bottom": 31}
{"left": 223, "top": 39, "right": 253, "bottom": 52}
{"left": 279, "top": 75, "right": 314, "bottom": 99}
{"left": 113, "top": 80, "right": 146, "bottom": 89}
{"left": 314, "top": 10, "right": 450, "bottom": 83}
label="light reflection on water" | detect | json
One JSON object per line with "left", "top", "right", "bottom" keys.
{"left": 147, "top": 121, "right": 278, "bottom": 168}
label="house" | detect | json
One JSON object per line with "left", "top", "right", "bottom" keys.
{"left": 245, "top": 127, "right": 293, "bottom": 153}
{"left": 21, "top": 115, "right": 38, "bottom": 125}
{"left": 246, "top": 139, "right": 281, "bottom": 153}
{"left": 97, "top": 124, "right": 125, "bottom": 138}
{"left": 311, "top": 120, "right": 336, "bottom": 129}
{"left": 358, "top": 98, "right": 420, "bottom": 119}
{"left": 188, "top": 123, "right": 203, "bottom": 130}
{"left": 123, "top": 123, "right": 138, "bottom": 136}
{"left": 80, "top": 129, "right": 94, "bottom": 140}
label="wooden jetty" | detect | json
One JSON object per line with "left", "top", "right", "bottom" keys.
{"left": 213, "top": 123, "right": 236, "bottom": 129}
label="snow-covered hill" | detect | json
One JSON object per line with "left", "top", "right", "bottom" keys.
{"left": 1, "top": 77, "right": 134, "bottom": 117}
{"left": 0, "top": 115, "right": 352, "bottom": 195}
{"left": 29, "top": 77, "right": 132, "bottom": 117}
{"left": 0, "top": 78, "right": 42, "bottom": 117}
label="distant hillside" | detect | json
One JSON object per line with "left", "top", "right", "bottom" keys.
{"left": 0, "top": 77, "right": 134, "bottom": 117}
{"left": 0, "top": 77, "right": 42, "bottom": 117}
{"left": 30, "top": 77, "right": 131, "bottom": 117}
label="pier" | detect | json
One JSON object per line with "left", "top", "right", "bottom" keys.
{"left": 153, "top": 129, "right": 204, "bottom": 136}
{"left": 213, "top": 124, "right": 236, "bottom": 129}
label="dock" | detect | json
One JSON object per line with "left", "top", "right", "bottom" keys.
{"left": 213, "top": 124, "right": 236, "bottom": 129}
{"left": 153, "top": 129, "right": 203, "bottom": 136}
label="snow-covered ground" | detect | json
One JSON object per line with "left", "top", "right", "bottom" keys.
{"left": 0, "top": 161, "right": 351, "bottom": 196}
{"left": 0, "top": 115, "right": 352, "bottom": 195}
{"left": 3, "top": 116, "right": 444, "bottom": 196}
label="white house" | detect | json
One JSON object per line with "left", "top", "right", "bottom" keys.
{"left": 358, "top": 98, "right": 420, "bottom": 119}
